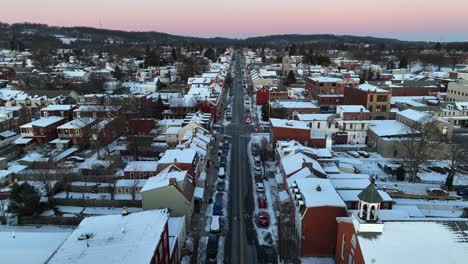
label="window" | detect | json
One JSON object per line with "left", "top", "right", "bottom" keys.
{"left": 341, "top": 234, "right": 346, "bottom": 259}
{"left": 377, "top": 95, "right": 387, "bottom": 102}
{"left": 361, "top": 124, "right": 365, "bottom": 129}
{"left": 350, "top": 124, "right": 353, "bottom": 129}
{"left": 369, "top": 95, "right": 374, "bottom": 101}
{"left": 317, "top": 122, "right": 320, "bottom": 129}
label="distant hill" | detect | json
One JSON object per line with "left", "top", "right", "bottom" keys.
{"left": 243, "top": 34, "right": 419, "bottom": 45}
{"left": 1, "top": 22, "right": 464, "bottom": 48}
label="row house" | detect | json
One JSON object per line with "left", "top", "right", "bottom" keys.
{"left": 0, "top": 106, "right": 30, "bottom": 133}
{"left": 20, "top": 116, "right": 66, "bottom": 144}
{"left": 40, "top": 104, "right": 77, "bottom": 121}
{"left": 73, "top": 105, "right": 123, "bottom": 119}
{"left": 57, "top": 117, "right": 97, "bottom": 146}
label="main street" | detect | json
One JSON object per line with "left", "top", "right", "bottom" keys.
{"left": 224, "top": 53, "right": 259, "bottom": 263}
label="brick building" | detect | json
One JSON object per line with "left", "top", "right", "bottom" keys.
{"left": 20, "top": 116, "right": 66, "bottom": 144}
{"left": 343, "top": 83, "right": 391, "bottom": 120}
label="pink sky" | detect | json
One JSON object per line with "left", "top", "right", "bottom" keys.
{"left": 1, "top": 0, "right": 467, "bottom": 41}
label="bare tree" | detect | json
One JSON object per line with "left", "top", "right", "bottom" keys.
{"left": 129, "top": 178, "right": 141, "bottom": 200}
{"left": 447, "top": 50, "right": 466, "bottom": 71}
{"left": 0, "top": 199, "right": 8, "bottom": 224}
{"left": 399, "top": 117, "right": 443, "bottom": 182}
{"left": 445, "top": 137, "right": 468, "bottom": 191}
{"left": 258, "top": 136, "right": 273, "bottom": 165}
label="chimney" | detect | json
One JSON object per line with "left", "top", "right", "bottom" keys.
{"left": 316, "top": 184, "right": 322, "bottom": 192}
{"left": 174, "top": 158, "right": 177, "bottom": 163}
{"left": 169, "top": 177, "right": 177, "bottom": 186}
{"left": 302, "top": 162, "right": 313, "bottom": 171}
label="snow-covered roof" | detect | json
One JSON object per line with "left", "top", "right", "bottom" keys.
{"left": 270, "top": 101, "right": 318, "bottom": 109}
{"left": 159, "top": 148, "right": 197, "bottom": 164}
{"left": 309, "top": 76, "right": 342, "bottom": 82}
{"left": 270, "top": 118, "right": 309, "bottom": 129}
{"left": 337, "top": 105, "right": 369, "bottom": 113}
{"left": 281, "top": 152, "right": 326, "bottom": 177}
{"left": 296, "top": 114, "right": 333, "bottom": 121}
{"left": 22, "top": 116, "right": 64, "bottom": 128}
{"left": 294, "top": 178, "right": 346, "bottom": 208}
{"left": 41, "top": 104, "right": 75, "bottom": 111}
{"left": 57, "top": 118, "right": 95, "bottom": 129}
{"left": 124, "top": 161, "right": 158, "bottom": 172}
{"left": 48, "top": 210, "right": 170, "bottom": 264}
{"left": 0, "top": 226, "right": 73, "bottom": 264}
{"left": 330, "top": 178, "right": 371, "bottom": 190}
{"left": 357, "top": 220, "right": 468, "bottom": 264}
{"left": 140, "top": 170, "right": 187, "bottom": 192}
{"left": 357, "top": 83, "right": 389, "bottom": 93}
{"left": 397, "top": 109, "right": 437, "bottom": 123}
{"left": 368, "top": 120, "right": 414, "bottom": 137}
{"left": 337, "top": 190, "right": 392, "bottom": 202}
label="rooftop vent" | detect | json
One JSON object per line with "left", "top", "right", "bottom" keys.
{"left": 78, "top": 233, "right": 93, "bottom": 240}
{"left": 316, "top": 184, "right": 322, "bottom": 192}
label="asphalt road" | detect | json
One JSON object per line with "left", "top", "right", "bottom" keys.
{"left": 224, "top": 53, "right": 258, "bottom": 263}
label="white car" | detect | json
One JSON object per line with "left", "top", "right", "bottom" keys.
{"left": 210, "top": 216, "right": 221, "bottom": 234}
{"left": 256, "top": 182, "right": 265, "bottom": 193}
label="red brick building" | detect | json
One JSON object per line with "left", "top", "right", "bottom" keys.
{"left": 0, "top": 68, "right": 16, "bottom": 80}
{"left": 343, "top": 84, "right": 391, "bottom": 119}
{"left": 20, "top": 116, "right": 66, "bottom": 144}
{"left": 157, "top": 149, "right": 199, "bottom": 180}
{"left": 57, "top": 117, "right": 97, "bottom": 146}
{"left": 318, "top": 94, "right": 344, "bottom": 106}
{"left": 256, "top": 86, "right": 270, "bottom": 106}
{"left": 270, "top": 118, "right": 311, "bottom": 146}
{"left": 289, "top": 178, "right": 348, "bottom": 256}
{"left": 123, "top": 161, "right": 159, "bottom": 179}
{"left": 129, "top": 118, "right": 156, "bottom": 135}
{"left": 40, "top": 104, "right": 77, "bottom": 121}
{"left": 306, "top": 77, "right": 359, "bottom": 100}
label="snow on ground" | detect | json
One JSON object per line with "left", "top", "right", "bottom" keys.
{"left": 301, "top": 257, "right": 335, "bottom": 264}
{"left": 375, "top": 181, "right": 441, "bottom": 195}
{"left": 197, "top": 236, "right": 208, "bottom": 264}
{"left": 394, "top": 198, "right": 467, "bottom": 218}
{"left": 54, "top": 192, "right": 111, "bottom": 200}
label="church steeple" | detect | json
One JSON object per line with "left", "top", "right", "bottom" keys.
{"left": 358, "top": 183, "right": 383, "bottom": 222}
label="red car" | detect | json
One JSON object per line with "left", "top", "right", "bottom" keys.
{"left": 258, "top": 197, "right": 267, "bottom": 208}
{"left": 258, "top": 212, "right": 270, "bottom": 227}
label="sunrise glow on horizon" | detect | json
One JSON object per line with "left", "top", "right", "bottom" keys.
{"left": 2, "top": 0, "right": 467, "bottom": 41}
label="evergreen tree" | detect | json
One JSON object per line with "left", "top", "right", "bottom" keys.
{"left": 286, "top": 70, "right": 297, "bottom": 85}
{"left": 204, "top": 47, "right": 216, "bottom": 61}
{"left": 399, "top": 56, "right": 408, "bottom": 69}
{"left": 8, "top": 182, "right": 41, "bottom": 216}
{"left": 154, "top": 95, "right": 165, "bottom": 119}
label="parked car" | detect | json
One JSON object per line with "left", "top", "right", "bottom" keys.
{"left": 426, "top": 188, "right": 448, "bottom": 196}
{"left": 216, "top": 181, "right": 225, "bottom": 191}
{"left": 206, "top": 234, "right": 219, "bottom": 262}
{"left": 213, "top": 200, "right": 224, "bottom": 216}
{"left": 256, "top": 182, "right": 265, "bottom": 193}
{"left": 357, "top": 151, "right": 370, "bottom": 158}
{"left": 210, "top": 216, "right": 221, "bottom": 234}
{"left": 215, "top": 192, "right": 224, "bottom": 202}
{"left": 262, "top": 246, "right": 277, "bottom": 264}
{"left": 456, "top": 188, "right": 468, "bottom": 197}
{"left": 347, "top": 151, "right": 361, "bottom": 158}
{"left": 258, "top": 211, "right": 270, "bottom": 227}
{"left": 218, "top": 167, "right": 225, "bottom": 179}
{"left": 258, "top": 196, "right": 267, "bottom": 208}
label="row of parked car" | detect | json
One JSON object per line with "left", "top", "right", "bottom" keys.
{"left": 206, "top": 137, "right": 232, "bottom": 263}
